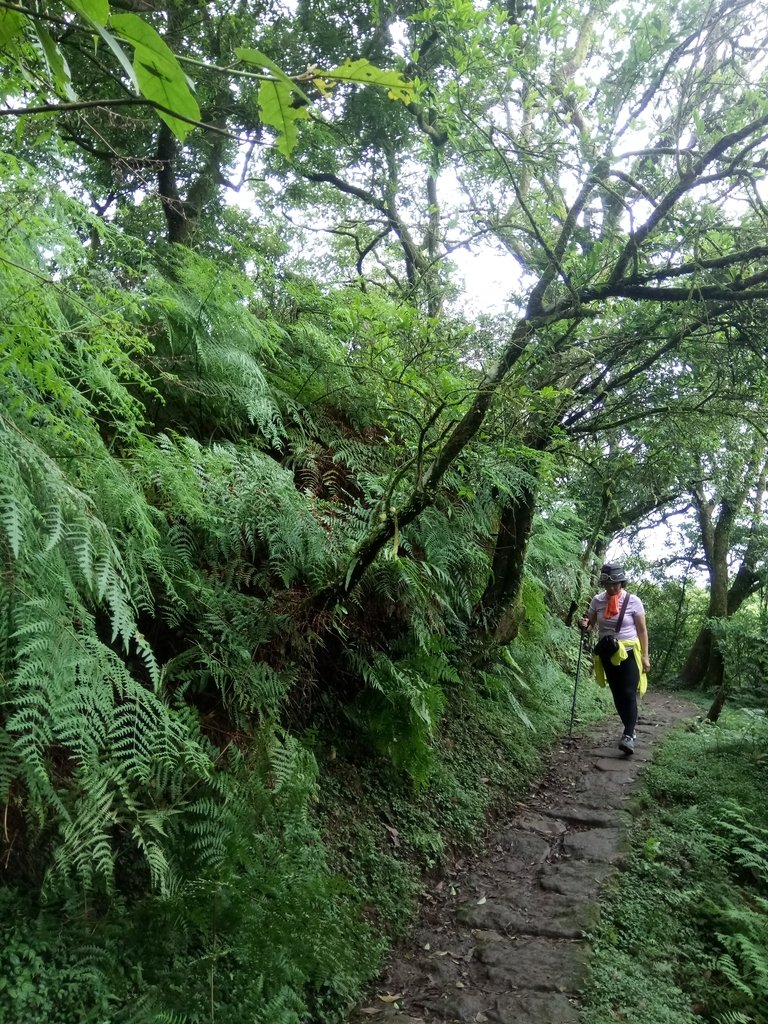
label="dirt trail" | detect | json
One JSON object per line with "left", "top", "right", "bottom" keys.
{"left": 349, "top": 691, "right": 694, "bottom": 1024}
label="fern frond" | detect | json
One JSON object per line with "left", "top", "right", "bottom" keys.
{"left": 715, "top": 951, "right": 758, "bottom": 998}
{"left": 715, "top": 1012, "right": 753, "bottom": 1024}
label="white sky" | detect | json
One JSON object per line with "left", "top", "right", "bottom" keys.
{"left": 448, "top": 245, "right": 520, "bottom": 315}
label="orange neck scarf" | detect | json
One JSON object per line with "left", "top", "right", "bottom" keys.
{"left": 605, "top": 592, "right": 622, "bottom": 618}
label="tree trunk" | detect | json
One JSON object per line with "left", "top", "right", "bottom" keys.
{"left": 679, "top": 485, "right": 731, "bottom": 687}
{"left": 477, "top": 481, "right": 537, "bottom": 645}
{"left": 706, "top": 684, "right": 728, "bottom": 722}
{"left": 684, "top": 557, "right": 728, "bottom": 686}
{"left": 703, "top": 646, "right": 724, "bottom": 689}
{"left": 679, "top": 624, "right": 713, "bottom": 686}
{"left": 157, "top": 125, "right": 191, "bottom": 244}
{"left": 157, "top": 121, "right": 229, "bottom": 245}
{"left": 703, "top": 457, "right": 768, "bottom": 701}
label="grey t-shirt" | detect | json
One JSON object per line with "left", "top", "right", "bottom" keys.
{"left": 589, "top": 591, "right": 645, "bottom": 640}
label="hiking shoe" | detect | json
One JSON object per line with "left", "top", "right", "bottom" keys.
{"left": 619, "top": 734, "right": 635, "bottom": 755}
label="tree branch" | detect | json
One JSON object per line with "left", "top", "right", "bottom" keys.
{"left": 608, "top": 112, "right": 768, "bottom": 285}
{"left": 0, "top": 1, "right": 68, "bottom": 26}
{"left": 632, "top": 245, "right": 768, "bottom": 283}
{"left": 0, "top": 97, "right": 239, "bottom": 139}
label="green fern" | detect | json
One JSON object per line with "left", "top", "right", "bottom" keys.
{"left": 346, "top": 646, "right": 451, "bottom": 783}
{"left": 701, "top": 801, "right": 768, "bottom": 1012}
{"left": 0, "top": 156, "right": 580, "bottom": 1022}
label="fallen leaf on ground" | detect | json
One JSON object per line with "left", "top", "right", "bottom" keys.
{"left": 377, "top": 993, "right": 403, "bottom": 1003}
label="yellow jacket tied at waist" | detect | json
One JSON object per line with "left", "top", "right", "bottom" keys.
{"left": 593, "top": 637, "right": 647, "bottom": 695}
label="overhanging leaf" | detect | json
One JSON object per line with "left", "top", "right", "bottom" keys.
{"left": 64, "top": 0, "right": 109, "bottom": 26}
{"left": 32, "top": 20, "right": 77, "bottom": 101}
{"left": 317, "top": 59, "right": 413, "bottom": 102}
{"left": 110, "top": 12, "right": 200, "bottom": 140}
{"left": 311, "top": 76, "right": 334, "bottom": 97}
{"left": 258, "top": 78, "right": 308, "bottom": 158}
{"left": 235, "top": 46, "right": 311, "bottom": 105}
{"left": 64, "top": 0, "right": 136, "bottom": 91}
{"left": 0, "top": 8, "right": 26, "bottom": 46}
{"left": 90, "top": 22, "right": 139, "bottom": 92}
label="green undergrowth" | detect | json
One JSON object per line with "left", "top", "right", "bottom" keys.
{"left": 316, "top": 634, "right": 612, "bottom": 950}
{"left": 581, "top": 703, "right": 768, "bottom": 1024}
{"left": 0, "top": 166, "right": 618, "bottom": 1024}
{"left": 0, "top": 745, "right": 385, "bottom": 1024}
{"left": 0, "top": 630, "right": 610, "bottom": 1024}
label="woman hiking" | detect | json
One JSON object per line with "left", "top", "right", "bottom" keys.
{"left": 581, "top": 563, "right": 650, "bottom": 755}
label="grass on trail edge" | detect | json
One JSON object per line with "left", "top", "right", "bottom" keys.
{"left": 580, "top": 703, "right": 768, "bottom": 1024}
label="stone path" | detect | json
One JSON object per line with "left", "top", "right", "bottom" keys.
{"left": 349, "top": 692, "right": 693, "bottom": 1024}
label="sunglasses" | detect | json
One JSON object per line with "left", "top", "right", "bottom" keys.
{"left": 600, "top": 574, "right": 624, "bottom": 583}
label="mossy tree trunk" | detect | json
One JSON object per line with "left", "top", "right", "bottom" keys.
{"left": 477, "top": 481, "right": 538, "bottom": 646}
{"left": 680, "top": 451, "right": 766, "bottom": 692}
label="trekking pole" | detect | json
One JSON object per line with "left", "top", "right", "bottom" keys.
{"left": 568, "top": 623, "right": 589, "bottom": 738}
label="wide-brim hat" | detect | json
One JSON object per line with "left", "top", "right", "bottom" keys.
{"left": 599, "top": 562, "right": 627, "bottom": 582}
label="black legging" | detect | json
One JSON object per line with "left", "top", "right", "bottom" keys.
{"left": 600, "top": 651, "right": 639, "bottom": 736}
